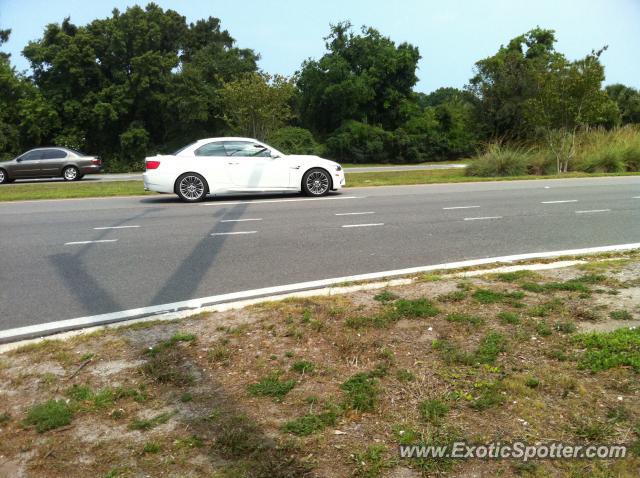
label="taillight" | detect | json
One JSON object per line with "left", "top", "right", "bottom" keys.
{"left": 146, "top": 160, "right": 160, "bottom": 170}
{"left": 91, "top": 158, "right": 101, "bottom": 166}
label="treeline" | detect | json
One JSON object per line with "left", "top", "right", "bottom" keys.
{"left": 1, "top": 3, "right": 639, "bottom": 171}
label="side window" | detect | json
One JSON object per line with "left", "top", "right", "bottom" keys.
{"left": 19, "top": 150, "right": 43, "bottom": 161}
{"left": 41, "top": 149, "right": 67, "bottom": 160}
{"left": 224, "top": 142, "right": 271, "bottom": 157}
{"left": 194, "top": 143, "right": 228, "bottom": 157}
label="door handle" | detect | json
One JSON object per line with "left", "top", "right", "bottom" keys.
{"left": 291, "top": 165, "right": 301, "bottom": 169}
{"left": 227, "top": 162, "right": 240, "bottom": 165}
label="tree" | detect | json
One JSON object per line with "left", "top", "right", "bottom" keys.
{"left": 524, "top": 49, "right": 619, "bottom": 172}
{"left": 219, "top": 72, "right": 296, "bottom": 141}
{"left": 606, "top": 84, "right": 640, "bottom": 125}
{"left": 21, "top": 3, "right": 257, "bottom": 168}
{"left": 297, "top": 22, "right": 420, "bottom": 136}
{"left": 468, "top": 28, "right": 564, "bottom": 139}
{"left": 0, "top": 30, "right": 57, "bottom": 160}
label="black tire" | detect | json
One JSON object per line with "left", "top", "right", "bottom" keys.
{"left": 175, "top": 173, "right": 208, "bottom": 202}
{"left": 62, "top": 166, "right": 80, "bottom": 181}
{"left": 301, "top": 168, "right": 332, "bottom": 197}
{"left": 0, "top": 169, "right": 9, "bottom": 184}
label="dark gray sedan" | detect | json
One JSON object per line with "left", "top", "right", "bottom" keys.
{"left": 0, "top": 147, "right": 102, "bottom": 184}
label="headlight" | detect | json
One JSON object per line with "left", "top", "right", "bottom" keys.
{"left": 335, "top": 165, "right": 342, "bottom": 171}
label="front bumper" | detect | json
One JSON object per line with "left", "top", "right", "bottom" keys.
{"left": 333, "top": 170, "right": 345, "bottom": 190}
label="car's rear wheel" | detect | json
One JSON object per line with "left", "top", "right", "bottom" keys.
{"left": 176, "top": 173, "right": 208, "bottom": 202}
{"left": 302, "top": 168, "right": 331, "bottom": 196}
{"left": 62, "top": 166, "right": 80, "bottom": 181}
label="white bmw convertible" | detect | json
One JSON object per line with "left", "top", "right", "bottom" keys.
{"left": 143, "top": 137, "right": 345, "bottom": 202}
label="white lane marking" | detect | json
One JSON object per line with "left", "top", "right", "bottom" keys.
{"left": 576, "top": 209, "right": 611, "bottom": 214}
{"left": 443, "top": 205, "right": 480, "bottom": 210}
{"left": 211, "top": 231, "right": 258, "bottom": 236}
{"left": 93, "top": 225, "right": 140, "bottom": 230}
{"left": 463, "top": 216, "right": 502, "bottom": 221}
{"left": 201, "top": 196, "right": 362, "bottom": 206}
{"left": 220, "top": 218, "right": 262, "bottom": 223}
{"left": 341, "top": 223, "right": 384, "bottom": 228}
{"left": 541, "top": 200, "right": 578, "bottom": 204}
{"left": 65, "top": 239, "right": 118, "bottom": 245}
{"left": 633, "top": 196, "right": 640, "bottom": 199}
{"left": 4, "top": 242, "right": 640, "bottom": 345}
{"left": 335, "top": 211, "right": 375, "bottom": 216}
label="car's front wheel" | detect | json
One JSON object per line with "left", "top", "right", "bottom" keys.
{"left": 302, "top": 168, "right": 331, "bottom": 196}
{"left": 176, "top": 173, "right": 208, "bottom": 202}
{"left": 62, "top": 166, "right": 80, "bottom": 181}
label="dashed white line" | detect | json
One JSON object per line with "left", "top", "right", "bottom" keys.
{"left": 93, "top": 225, "right": 140, "bottom": 230}
{"left": 464, "top": 216, "right": 502, "bottom": 221}
{"left": 335, "top": 211, "right": 375, "bottom": 216}
{"left": 442, "top": 205, "right": 480, "bottom": 210}
{"left": 575, "top": 209, "right": 611, "bottom": 214}
{"left": 201, "top": 196, "right": 362, "bottom": 206}
{"left": 541, "top": 200, "right": 578, "bottom": 204}
{"left": 65, "top": 239, "right": 118, "bottom": 245}
{"left": 633, "top": 196, "right": 640, "bottom": 199}
{"left": 220, "top": 218, "right": 262, "bottom": 223}
{"left": 341, "top": 223, "right": 384, "bottom": 228}
{"left": 211, "top": 231, "right": 258, "bottom": 236}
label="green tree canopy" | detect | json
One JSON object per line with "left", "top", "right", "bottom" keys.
{"left": 219, "top": 72, "right": 296, "bottom": 141}
{"left": 297, "top": 22, "right": 420, "bottom": 136}
{"left": 606, "top": 84, "right": 640, "bottom": 125}
{"left": 21, "top": 3, "right": 257, "bottom": 168}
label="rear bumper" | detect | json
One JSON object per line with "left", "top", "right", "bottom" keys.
{"left": 79, "top": 165, "right": 102, "bottom": 175}
{"left": 143, "top": 171, "right": 174, "bottom": 194}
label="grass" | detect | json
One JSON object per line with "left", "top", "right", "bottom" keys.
{"left": 341, "top": 372, "right": 379, "bottom": 412}
{"left": 433, "top": 332, "right": 506, "bottom": 365}
{"left": 419, "top": 399, "right": 450, "bottom": 424}
{"left": 610, "top": 309, "right": 633, "bottom": 321}
{"left": 129, "top": 411, "right": 174, "bottom": 431}
{"left": 497, "top": 311, "right": 520, "bottom": 325}
{"left": 291, "top": 360, "right": 315, "bottom": 374}
{"left": 472, "top": 289, "right": 525, "bottom": 304}
{"left": 23, "top": 400, "right": 74, "bottom": 432}
{"left": 281, "top": 410, "right": 339, "bottom": 436}
{"left": 445, "top": 312, "right": 484, "bottom": 325}
{"left": 575, "top": 327, "right": 640, "bottom": 372}
{"left": 2, "top": 167, "right": 638, "bottom": 203}
{"left": 394, "top": 298, "right": 440, "bottom": 318}
{"left": 0, "top": 180, "right": 152, "bottom": 201}
{"left": 247, "top": 373, "right": 296, "bottom": 399}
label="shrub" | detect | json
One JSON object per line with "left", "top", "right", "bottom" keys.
{"left": 325, "top": 120, "right": 389, "bottom": 163}
{"left": 466, "top": 143, "right": 532, "bottom": 177}
{"left": 268, "top": 126, "right": 322, "bottom": 155}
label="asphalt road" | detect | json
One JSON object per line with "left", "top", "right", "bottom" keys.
{"left": 10, "top": 163, "right": 467, "bottom": 184}
{"left": 0, "top": 176, "right": 638, "bottom": 334}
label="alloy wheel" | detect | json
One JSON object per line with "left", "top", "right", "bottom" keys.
{"left": 179, "top": 175, "right": 205, "bottom": 200}
{"left": 306, "top": 171, "right": 329, "bottom": 195}
{"left": 64, "top": 167, "right": 78, "bottom": 181}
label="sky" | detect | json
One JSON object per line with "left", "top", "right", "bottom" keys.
{"left": 0, "top": 0, "right": 638, "bottom": 93}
